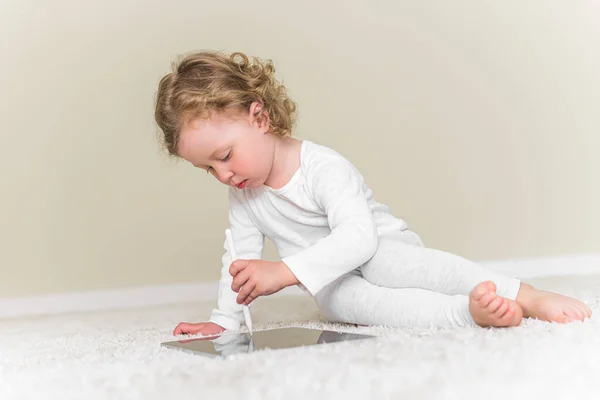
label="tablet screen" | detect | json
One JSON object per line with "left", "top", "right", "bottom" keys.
{"left": 161, "top": 327, "right": 374, "bottom": 357}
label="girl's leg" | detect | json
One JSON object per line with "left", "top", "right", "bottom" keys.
{"left": 314, "top": 272, "right": 476, "bottom": 329}
{"left": 361, "top": 237, "right": 521, "bottom": 300}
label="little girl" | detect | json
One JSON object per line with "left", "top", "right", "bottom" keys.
{"left": 154, "top": 51, "right": 591, "bottom": 336}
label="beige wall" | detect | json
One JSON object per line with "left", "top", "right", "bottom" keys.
{"left": 1, "top": 0, "right": 598, "bottom": 298}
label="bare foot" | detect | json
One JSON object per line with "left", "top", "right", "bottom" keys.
{"left": 516, "top": 283, "right": 592, "bottom": 323}
{"left": 469, "top": 281, "right": 523, "bottom": 327}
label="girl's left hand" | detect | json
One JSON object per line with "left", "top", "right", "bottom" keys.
{"left": 229, "top": 259, "right": 299, "bottom": 305}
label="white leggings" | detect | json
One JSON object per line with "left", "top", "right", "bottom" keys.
{"left": 313, "top": 232, "right": 521, "bottom": 328}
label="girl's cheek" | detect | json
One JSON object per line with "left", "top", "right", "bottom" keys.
{"left": 239, "top": 156, "right": 253, "bottom": 171}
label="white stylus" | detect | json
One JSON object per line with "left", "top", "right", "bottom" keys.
{"left": 225, "top": 229, "right": 253, "bottom": 336}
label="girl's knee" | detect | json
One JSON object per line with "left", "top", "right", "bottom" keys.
{"left": 313, "top": 290, "right": 329, "bottom": 311}
{"left": 314, "top": 290, "right": 340, "bottom": 322}
{"left": 313, "top": 275, "right": 361, "bottom": 323}
{"left": 360, "top": 240, "right": 406, "bottom": 282}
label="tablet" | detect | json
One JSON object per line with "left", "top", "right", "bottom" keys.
{"left": 161, "top": 327, "right": 375, "bottom": 358}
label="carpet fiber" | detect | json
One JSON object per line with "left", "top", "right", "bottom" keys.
{"left": 2, "top": 274, "right": 600, "bottom": 400}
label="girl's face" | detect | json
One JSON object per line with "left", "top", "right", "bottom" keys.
{"left": 177, "top": 102, "right": 275, "bottom": 190}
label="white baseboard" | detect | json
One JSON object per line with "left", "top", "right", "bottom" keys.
{"left": 481, "top": 252, "right": 600, "bottom": 279}
{"left": 1, "top": 253, "right": 598, "bottom": 320}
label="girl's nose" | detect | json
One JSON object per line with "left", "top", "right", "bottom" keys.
{"left": 213, "top": 166, "right": 234, "bottom": 183}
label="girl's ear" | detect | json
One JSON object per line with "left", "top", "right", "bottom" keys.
{"left": 249, "top": 101, "right": 270, "bottom": 132}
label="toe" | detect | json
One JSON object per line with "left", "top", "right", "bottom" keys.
{"left": 493, "top": 298, "right": 510, "bottom": 317}
{"left": 556, "top": 313, "right": 572, "bottom": 323}
{"left": 574, "top": 304, "right": 585, "bottom": 321}
{"left": 568, "top": 299, "right": 590, "bottom": 320}
{"left": 574, "top": 304, "right": 587, "bottom": 320}
{"left": 511, "top": 303, "right": 524, "bottom": 325}
{"left": 573, "top": 305, "right": 586, "bottom": 321}
{"left": 500, "top": 304, "right": 516, "bottom": 321}
{"left": 471, "top": 282, "right": 490, "bottom": 300}
{"left": 500, "top": 302, "right": 523, "bottom": 326}
{"left": 487, "top": 297, "right": 505, "bottom": 313}
{"left": 564, "top": 306, "right": 579, "bottom": 319}
{"left": 483, "top": 281, "right": 497, "bottom": 294}
{"left": 471, "top": 281, "right": 497, "bottom": 300}
{"left": 578, "top": 303, "right": 592, "bottom": 319}
{"left": 479, "top": 293, "right": 496, "bottom": 308}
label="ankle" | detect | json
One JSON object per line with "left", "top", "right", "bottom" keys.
{"left": 515, "top": 282, "right": 536, "bottom": 316}
{"left": 515, "top": 282, "right": 537, "bottom": 316}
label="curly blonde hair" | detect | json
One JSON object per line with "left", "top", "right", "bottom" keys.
{"left": 154, "top": 51, "right": 297, "bottom": 156}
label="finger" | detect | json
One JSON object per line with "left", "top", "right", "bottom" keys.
{"left": 244, "top": 288, "right": 262, "bottom": 306}
{"left": 175, "top": 322, "right": 204, "bottom": 335}
{"left": 231, "top": 268, "right": 252, "bottom": 293}
{"left": 173, "top": 322, "right": 189, "bottom": 335}
{"left": 229, "top": 259, "right": 250, "bottom": 277}
{"left": 237, "top": 280, "right": 257, "bottom": 304}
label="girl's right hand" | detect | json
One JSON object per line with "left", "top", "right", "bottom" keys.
{"left": 172, "top": 322, "right": 225, "bottom": 336}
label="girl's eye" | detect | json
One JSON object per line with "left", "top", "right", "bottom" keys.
{"left": 205, "top": 151, "right": 230, "bottom": 174}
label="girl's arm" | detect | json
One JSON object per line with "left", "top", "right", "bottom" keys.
{"left": 281, "top": 157, "right": 378, "bottom": 295}
{"left": 208, "top": 188, "right": 265, "bottom": 330}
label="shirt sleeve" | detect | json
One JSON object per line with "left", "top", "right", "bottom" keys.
{"left": 208, "top": 188, "right": 265, "bottom": 331}
{"left": 281, "top": 157, "right": 378, "bottom": 296}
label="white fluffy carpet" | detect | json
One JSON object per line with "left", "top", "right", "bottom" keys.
{"left": 2, "top": 274, "right": 600, "bottom": 400}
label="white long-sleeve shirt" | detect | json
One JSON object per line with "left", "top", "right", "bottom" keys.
{"left": 208, "top": 140, "right": 410, "bottom": 330}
